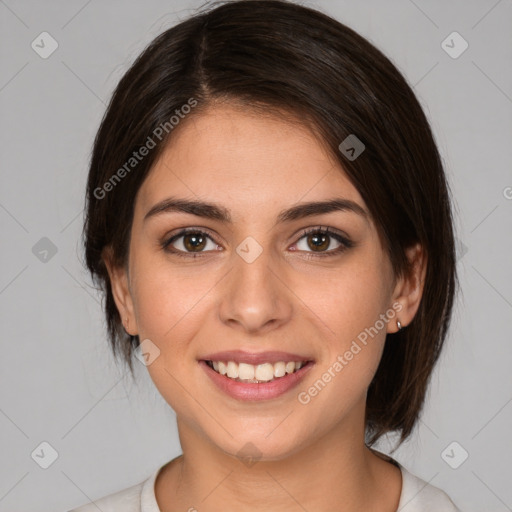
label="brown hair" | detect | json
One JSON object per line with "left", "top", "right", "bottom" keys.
{"left": 82, "top": 0, "right": 458, "bottom": 448}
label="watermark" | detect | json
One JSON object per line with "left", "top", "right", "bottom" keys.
{"left": 441, "top": 31, "right": 468, "bottom": 59}
{"left": 31, "top": 441, "right": 59, "bottom": 469}
{"left": 93, "top": 97, "right": 198, "bottom": 200}
{"left": 32, "top": 236, "right": 58, "bottom": 263}
{"left": 236, "top": 236, "right": 264, "bottom": 263}
{"left": 441, "top": 441, "right": 469, "bottom": 469}
{"left": 297, "top": 301, "right": 403, "bottom": 405}
{"left": 134, "top": 338, "right": 161, "bottom": 366}
{"left": 236, "top": 441, "right": 263, "bottom": 468}
{"left": 503, "top": 186, "right": 512, "bottom": 200}
{"left": 339, "top": 134, "right": 365, "bottom": 161}
{"left": 31, "top": 31, "right": 59, "bottom": 59}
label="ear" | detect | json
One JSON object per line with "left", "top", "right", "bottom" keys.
{"left": 388, "top": 242, "right": 427, "bottom": 333}
{"left": 102, "top": 246, "right": 138, "bottom": 336}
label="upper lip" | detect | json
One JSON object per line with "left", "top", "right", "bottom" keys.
{"left": 199, "top": 350, "right": 314, "bottom": 365}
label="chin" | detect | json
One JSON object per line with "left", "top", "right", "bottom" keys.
{"left": 211, "top": 426, "right": 308, "bottom": 464}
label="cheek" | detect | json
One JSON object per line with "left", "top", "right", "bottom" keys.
{"left": 296, "top": 323, "right": 387, "bottom": 427}
{"left": 296, "top": 258, "right": 391, "bottom": 345}
{"left": 132, "top": 263, "right": 210, "bottom": 417}
{"left": 128, "top": 258, "right": 220, "bottom": 413}
{"left": 293, "top": 255, "right": 391, "bottom": 403}
{"left": 130, "top": 254, "right": 216, "bottom": 343}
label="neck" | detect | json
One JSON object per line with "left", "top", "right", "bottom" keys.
{"left": 155, "top": 405, "right": 402, "bottom": 511}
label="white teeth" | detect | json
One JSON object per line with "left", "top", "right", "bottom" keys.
{"left": 218, "top": 361, "right": 228, "bottom": 375}
{"left": 226, "top": 361, "right": 238, "bottom": 378}
{"left": 208, "top": 360, "right": 307, "bottom": 382}
{"left": 238, "top": 363, "right": 255, "bottom": 380}
{"left": 273, "top": 361, "right": 286, "bottom": 378}
{"left": 285, "top": 362, "right": 295, "bottom": 374}
{"left": 255, "top": 363, "right": 274, "bottom": 381}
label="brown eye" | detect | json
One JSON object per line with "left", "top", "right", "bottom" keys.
{"left": 162, "top": 229, "right": 220, "bottom": 257}
{"left": 293, "top": 227, "right": 353, "bottom": 258}
{"left": 182, "top": 232, "right": 207, "bottom": 252}
{"left": 296, "top": 229, "right": 342, "bottom": 253}
{"left": 306, "top": 232, "right": 331, "bottom": 252}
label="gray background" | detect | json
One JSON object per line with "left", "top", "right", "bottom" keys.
{"left": 1, "top": 0, "right": 511, "bottom": 510}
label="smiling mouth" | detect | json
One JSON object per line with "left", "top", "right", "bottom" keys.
{"left": 204, "top": 359, "right": 312, "bottom": 383}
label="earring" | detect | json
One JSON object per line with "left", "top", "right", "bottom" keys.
{"left": 397, "top": 320, "right": 402, "bottom": 331}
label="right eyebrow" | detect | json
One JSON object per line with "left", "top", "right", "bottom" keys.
{"left": 143, "top": 196, "right": 369, "bottom": 225}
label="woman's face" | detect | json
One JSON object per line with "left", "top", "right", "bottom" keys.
{"left": 108, "top": 104, "right": 408, "bottom": 460}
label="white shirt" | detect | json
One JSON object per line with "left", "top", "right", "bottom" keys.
{"left": 68, "top": 457, "right": 461, "bottom": 511}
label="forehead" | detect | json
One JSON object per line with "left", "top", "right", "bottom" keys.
{"left": 136, "top": 105, "right": 366, "bottom": 222}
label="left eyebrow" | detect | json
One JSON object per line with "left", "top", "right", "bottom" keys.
{"left": 143, "top": 196, "right": 370, "bottom": 225}
{"left": 276, "top": 198, "right": 369, "bottom": 224}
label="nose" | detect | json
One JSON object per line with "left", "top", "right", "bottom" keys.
{"left": 218, "top": 244, "right": 293, "bottom": 335}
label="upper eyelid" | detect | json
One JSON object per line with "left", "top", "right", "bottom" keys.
{"left": 164, "top": 225, "right": 350, "bottom": 248}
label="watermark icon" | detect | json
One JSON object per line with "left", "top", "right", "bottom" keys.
{"left": 32, "top": 237, "right": 58, "bottom": 263}
{"left": 134, "top": 338, "right": 161, "bottom": 366}
{"left": 503, "top": 186, "right": 512, "bottom": 200}
{"left": 236, "top": 236, "right": 264, "bottom": 264}
{"left": 441, "top": 441, "right": 469, "bottom": 469}
{"left": 236, "top": 441, "right": 263, "bottom": 468}
{"left": 297, "top": 301, "right": 403, "bottom": 405}
{"left": 441, "top": 31, "right": 468, "bottom": 59}
{"left": 455, "top": 237, "right": 468, "bottom": 261}
{"left": 31, "top": 31, "right": 59, "bottom": 59}
{"left": 339, "top": 134, "right": 365, "bottom": 161}
{"left": 31, "top": 441, "right": 59, "bottom": 469}
{"left": 93, "top": 98, "right": 198, "bottom": 200}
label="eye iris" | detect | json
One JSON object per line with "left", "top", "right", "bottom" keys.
{"left": 184, "top": 233, "right": 207, "bottom": 252}
{"left": 308, "top": 233, "right": 329, "bottom": 251}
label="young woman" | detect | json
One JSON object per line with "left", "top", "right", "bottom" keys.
{"left": 71, "top": 1, "right": 461, "bottom": 510}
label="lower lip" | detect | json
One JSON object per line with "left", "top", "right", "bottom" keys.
{"left": 199, "top": 360, "right": 314, "bottom": 401}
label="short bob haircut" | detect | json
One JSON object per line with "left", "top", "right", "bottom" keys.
{"left": 82, "top": 0, "right": 458, "bottom": 448}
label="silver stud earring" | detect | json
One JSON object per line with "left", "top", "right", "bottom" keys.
{"left": 397, "top": 320, "right": 402, "bottom": 331}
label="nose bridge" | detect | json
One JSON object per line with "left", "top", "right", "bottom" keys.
{"left": 234, "top": 237, "right": 275, "bottom": 292}
{"left": 218, "top": 235, "right": 292, "bottom": 333}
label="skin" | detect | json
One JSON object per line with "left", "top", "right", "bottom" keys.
{"left": 104, "top": 103, "right": 427, "bottom": 511}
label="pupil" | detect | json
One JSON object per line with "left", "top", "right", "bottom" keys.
{"left": 184, "top": 233, "right": 206, "bottom": 251}
{"left": 310, "top": 233, "right": 328, "bottom": 251}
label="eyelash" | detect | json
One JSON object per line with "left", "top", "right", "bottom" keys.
{"left": 161, "top": 226, "right": 353, "bottom": 260}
